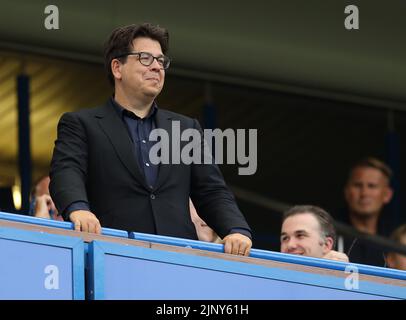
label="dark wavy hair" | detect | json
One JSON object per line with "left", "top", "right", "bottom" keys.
{"left": 103, "top": 23, "right": 169, "bottom": 86}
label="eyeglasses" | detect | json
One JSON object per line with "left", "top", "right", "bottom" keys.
{"left": 114, "top": 51, "right": 171, "bottom": 69}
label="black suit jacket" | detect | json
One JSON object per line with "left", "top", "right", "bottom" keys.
{"left": 50, "top": 99, "right": 251, "bottom": 239}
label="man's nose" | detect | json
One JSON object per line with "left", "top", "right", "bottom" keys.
{"left": 286, "top": 239, "right": 298, "bottom": 250}
{"left": 360, "top": 185, "right": 370, "bottom": 196}
{"left": 149, "top": 58, "right": 162, "bottom": 71}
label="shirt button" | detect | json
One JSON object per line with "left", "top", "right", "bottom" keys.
{"left": 150, "top": 194, "right": 156, "bottom": 200}
{"left": 145, "top": 163, "right": 150, "bottom": 167}
{"left": 142, "top": 140, "right": 146, "bottom": 144}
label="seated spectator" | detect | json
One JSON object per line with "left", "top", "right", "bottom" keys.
{"left": 386, "top": 224, "right": 406, "bottom": 271}
{"left": 190, "top": 200, "right": 223, "bottom": 243}
{"left": 30, "top": 175, "right": 63, "bottom": 221}
{"left": 280, "top": 205, "right": 349, "bottom": 262}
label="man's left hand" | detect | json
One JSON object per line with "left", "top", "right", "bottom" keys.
{"left": 223, "top": 233, "right": 252, "bottom": 256}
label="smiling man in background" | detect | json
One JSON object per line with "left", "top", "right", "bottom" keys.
{"left": 280, "top": 205, "right": 349, "bottom": 262}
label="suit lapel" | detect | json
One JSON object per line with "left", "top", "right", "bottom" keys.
{"left": 154, "top": 109, "right": 174, "bottom": 191}
{"left": 95, "top": 100, "right": 149, "bottom": 189}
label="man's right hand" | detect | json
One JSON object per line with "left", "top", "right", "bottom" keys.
{"left": 69, "top": 210, "right": 102, "bottom": 234}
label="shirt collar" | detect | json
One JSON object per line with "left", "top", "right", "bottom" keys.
{"left": 110, "top": 96, "right": 158, "bottom": 120}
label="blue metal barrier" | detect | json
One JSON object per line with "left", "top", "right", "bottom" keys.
{"left": 130, "top": 231, "right": 406, "bottom": 281}
{"left": 0, "top": 211, "right": 128, "bottom": 238}
{"left": 88, "top": 240, "right": 406, "bottom": 300}
{"left": 0, "top": 225, "right": 85, "bottom": 299}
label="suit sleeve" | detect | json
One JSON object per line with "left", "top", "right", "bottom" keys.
{"left": 50, "top": 112, "right": 89, "bottom": 219}
{"left": 189, "top": 119, "right": 252, "bottom": 239}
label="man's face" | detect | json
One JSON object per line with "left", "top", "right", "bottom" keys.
{"left": 280, "top": 213, "right": 332, "bottom": 258}
{"left": 115, "top": 37, "right": 165, "bottom": 100}
{"left": 387, "top": 235, "right": 406, "bottom": 271}
{"left": 344, "top": 167, "right": 393, "bottom": 218}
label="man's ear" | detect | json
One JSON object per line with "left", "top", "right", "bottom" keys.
{"left": 323, "top": 237, "right": 334, "bottom": 253}
{"left": 383, "top": 186, "right": 394, "bottom": 205}
{"left": 111, "top": 59, "right": 122, "bottom": 81}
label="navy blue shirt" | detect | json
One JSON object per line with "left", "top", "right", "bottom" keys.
{"left": 113, "top": 98, "right": 159, "bottom": 189}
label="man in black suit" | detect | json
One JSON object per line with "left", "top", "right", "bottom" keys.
{"left": 50, "top": 23, "right": 252, "bottom": 256}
